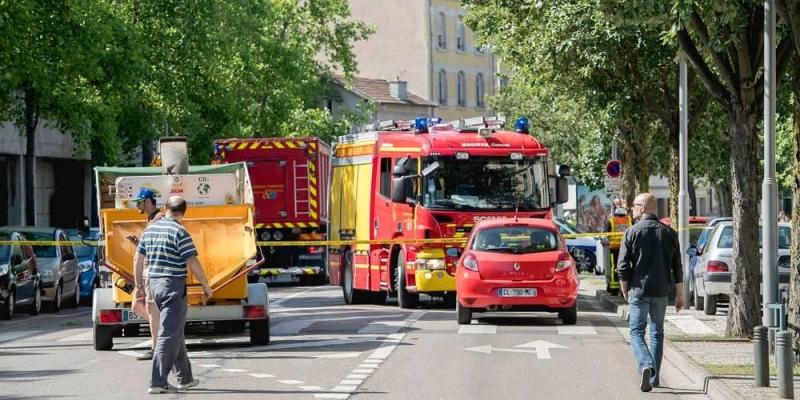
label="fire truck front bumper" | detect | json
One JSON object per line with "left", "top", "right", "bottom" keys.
{"left": 412, "top": 269, "right": 456, "bottom": 293}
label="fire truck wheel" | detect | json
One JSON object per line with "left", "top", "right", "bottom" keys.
{"left": 342, "top": 250, "right": 370, "bottom": 305}
{"left": 94, "top": 325, "right": 114, "bottom": 351}
{"left": 396, "top": 252, "right": 419, "bottom": 309}
{"left": 249, "top": 317, "right": 270, "bottom": 345}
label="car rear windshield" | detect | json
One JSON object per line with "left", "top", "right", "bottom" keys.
{"left": 717, "top": 226, "right": 792, "bottom": 249}
{"left": 21, "top": 232, "right": 57, "bottom": 258}
{"left": 471, "top": 226, "right": 559, "bottom": 254}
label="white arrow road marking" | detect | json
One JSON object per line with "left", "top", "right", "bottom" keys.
{"left": 464, "top": 340, "right": 568, "bottom": 360}
{"left": 514, "top": 340, "right": 569, "bottom": 360}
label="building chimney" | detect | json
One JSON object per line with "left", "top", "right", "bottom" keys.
{"left": 389, "top": 80, "right": 408, "bottom": 101}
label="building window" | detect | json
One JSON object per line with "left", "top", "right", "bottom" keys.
{"left": 456, "top": 16, "right": 466, "bottom": 51}
{"left": 457, "top": 71, "right": 466, "bottom": 107}
{"left": 476, "top": 73, "right": 485, "bottom": 108}
{"left": 438, "top": 69, "right": 448, "bottom": 105}
{"left": 437, "top": 12, "right": 447, "bottom": 49}
{"left": 379, "top": 158, "right": 392, "bottom": 198}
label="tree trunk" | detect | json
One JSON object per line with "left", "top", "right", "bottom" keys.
{"left": 725, "top": 105, "right": 763, "bottom": 338}
{"left": 141, "top": 139, "right": 154, "bottom": 166}
{"left": 789, "top": 68, "right": 800, "bottom": 355}
{"left": 24, "top": 87, "right": 38, "bottom": 226}
{"left": 620, "top": 141, "right": 637, "bottom": 212}
{"left": 688, "top": 177, "right": 698, "bottom": 216}
{"left": 668, "top": 131, "right": 679, "bottom": 225}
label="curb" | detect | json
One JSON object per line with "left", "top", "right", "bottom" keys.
{"left": 595, "top": 290, "right": 742, "bottom": 400}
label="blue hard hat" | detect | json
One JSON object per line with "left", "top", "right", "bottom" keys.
{"left": 132, "top": 188, "right": 157, "bottom": 203}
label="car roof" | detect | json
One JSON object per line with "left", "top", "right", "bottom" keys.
{"left": 713, "top": 220, "right": 791, "bottom": 228}
{"left": 473, "top": 218, "right": 558, "bottom": 230}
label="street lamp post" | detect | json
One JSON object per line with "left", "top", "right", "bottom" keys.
{"left": 679, "top": 57, "right": 690, "bottom": 305}
{"left": 762, "top": 0, "right": 778, "bottom": 330}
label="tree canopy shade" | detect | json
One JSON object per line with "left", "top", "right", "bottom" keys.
{"left": 0, "top": 0, "right": 371, "bottom": 225}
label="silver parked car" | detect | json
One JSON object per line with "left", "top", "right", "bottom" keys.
{"left": 689, "top": 221, "right": 791, "bottom": 315}
{"left": 0, "top": 228, "right": 80, "bottom": 312}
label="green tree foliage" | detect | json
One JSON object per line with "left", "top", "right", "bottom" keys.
{"left": 0, "top": 0, "right": 372, "bottom": 168}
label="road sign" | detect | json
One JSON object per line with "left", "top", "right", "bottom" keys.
{"left": 605, "top": 160, "right": 621, "bottom": 178}
{"left": 604, "top": 176, "right": 621, "bottom": 192}
{"left": 463, "top": 340, "right": 568, "bottom": 359}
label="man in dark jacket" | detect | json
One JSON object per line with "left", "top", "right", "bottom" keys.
{"left": 617, "top": 192, "right": 684, "bottom": 392}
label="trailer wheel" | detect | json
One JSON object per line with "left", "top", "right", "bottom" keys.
{"left": 342, "top": 250, "right": 370, "bottom": 304}
{"left": 94, "top": 325, "right": 114, "bottom": 350}
{"left": 250, "top": 317, "right": 270, "bottom": 346}
{"left": 395, "top": 252, "right": 419, "bottom": 309}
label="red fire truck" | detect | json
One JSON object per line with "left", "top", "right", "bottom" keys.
{"left": 213, "top": 137, "right": 331, "bottom": 284}
{"left": 328, "top": 117, "right": 570, "bottom": 308}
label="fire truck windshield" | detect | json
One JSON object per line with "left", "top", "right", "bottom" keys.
{"left": 421, "top": 157, "right": 550, "bottom": 211}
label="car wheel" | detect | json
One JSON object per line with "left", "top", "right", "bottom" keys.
{"left": 456, "top": 299, "right": 472, "bottom": 325}
{"left": 693, "top": 288, "right": 704, "bottom": 311}
{"left": 395, "top": 252, "right": 419, "bottom": 309}
{"left": 0, "top": 290, "right": 14, "bottom": 320}
{"left": 50, "top": 283, "right": 63, "bottom": 313}
{"left": 704, "top": 294, "right": 717, "bottom": 315}
{"left": 559, "top": 304, "right": 578, "bottom": 325}
{"left": 249, "top": 317, "right": 270, "bottom": 345}
{"left": 70, "top": 282, "right": 80, "bottom": 308}
{"left": 29, "top": 285, "right": 41, "bottom": 316}
{"left": 342, "top": 250, "right": 370, "bottom": 304}
{"left": 571, "top": 249, "right": 596, "bottom": 274}
{"left": 94, "top": 324, "right": 114, "bottom": 350}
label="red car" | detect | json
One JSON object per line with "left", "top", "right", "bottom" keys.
{"left": 455, "top": 218, "right": 579, "bottom": 325}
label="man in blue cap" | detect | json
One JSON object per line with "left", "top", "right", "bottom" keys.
{"left": 131, "top": 187, "right": 163, "bottom": 361}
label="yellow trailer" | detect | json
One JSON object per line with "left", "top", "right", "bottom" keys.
{"left": 90, "top": 161, "right": 270, "bottom": 350}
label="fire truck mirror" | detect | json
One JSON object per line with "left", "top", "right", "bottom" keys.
{"left": 391, "top": 176, "right": 415, "bottom": 204}
{"left": 555, "top": 177, "right": 569, "bottom": 204}
{"left": 393, "top": 156, "right": 411, "bottom": 176}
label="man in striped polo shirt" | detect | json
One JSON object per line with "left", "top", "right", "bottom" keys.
{"left": 134, "top": 196, "right": 213, "bottom": 394}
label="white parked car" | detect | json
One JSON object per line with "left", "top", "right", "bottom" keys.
{"left": 689, "top": 221, "right": 791, "bottom": 315}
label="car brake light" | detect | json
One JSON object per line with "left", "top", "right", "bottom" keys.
{"left": 555, "top": 253, "right": 573, "bottom": 272}
{"left": 463, "top": 253, "right": 478, "bottom": 272}
{"left": 706, "top": 260, "right": 729, "bottom": 272}
{"left": 99, "top": 309, "right": 122, "bottom": 324}
{"left": 243, "top": 305, "right": 266, "bottom": 319}
{"left": 307, "top": 246, "right": 323, "bottom": 254}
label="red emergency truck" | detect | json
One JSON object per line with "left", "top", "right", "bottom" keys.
{"left": 328, "top": 117, "right": 570, "bottom": 308}
{"left": 213, "top": 137, "right": 331, "bottom": 284}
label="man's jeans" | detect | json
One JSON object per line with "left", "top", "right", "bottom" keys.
{"left": 149, "top": 276, "right": 193, "bottom": 388}
{"left": 628, "top": 295, "right": 667, "bottom": 386}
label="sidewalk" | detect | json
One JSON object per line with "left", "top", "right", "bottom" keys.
{"left": 596, "top": 287, "right": 800, "bottom": 399}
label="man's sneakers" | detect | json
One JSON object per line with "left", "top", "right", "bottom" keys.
{"left": 640, "top": 367, "right": 654, "bottom": 392}
{"left": 177, "top": 378, "right": 200, "bottom": 391}
{"left": 137, "top": 349, "right": 154, "bottom": 361}
{"left": 148, "top": 379, "right": 198, "bottom": 395}
{"left": 148, "top": 385, "right": 178, "bottom": 394}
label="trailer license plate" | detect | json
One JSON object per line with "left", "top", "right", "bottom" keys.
{"left": 124, "top": 310, "right": 142, "bottom": 321}
{"left": 498, "top": 288, "right": 537, "bottom": 297}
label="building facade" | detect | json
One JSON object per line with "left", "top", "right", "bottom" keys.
{"left": 347, "top": 0, "right": 503, "bottom": 122}
{"left": 0, "top": 123, "right": 92, "bottom": 228}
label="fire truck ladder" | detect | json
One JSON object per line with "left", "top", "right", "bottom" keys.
{"left": 293, "top": 160, "right": 310, "bottom": 218}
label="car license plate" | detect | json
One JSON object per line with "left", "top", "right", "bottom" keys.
{"left": 498, "top": 288, "right": 537, "bottom": 297}
{"left": 124, "top": 310, "right": 142, "bottom": 321}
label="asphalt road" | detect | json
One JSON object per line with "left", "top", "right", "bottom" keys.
{"left": 0, "top": 276, "right": 709, "bottom": 400}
